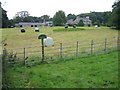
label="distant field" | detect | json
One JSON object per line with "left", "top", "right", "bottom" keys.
{"left": 3, "top": 51, "right": 118, "bottom": 88}
{"left": 1, "top": 26, "right": 118, "bottom": 59}
{"left": 2, "top": 26, "right": 118, "bottom": 50}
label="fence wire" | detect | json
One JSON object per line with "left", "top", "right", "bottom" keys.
{"left": 3, "top": 36, "right": 119, "bottom": 64}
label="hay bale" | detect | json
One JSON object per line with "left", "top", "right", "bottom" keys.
{"left": 44, "top": 37, "right": 54, "bottom": 47}
{"left": 65, "top": 25, "right": 68, "bottom": 28}
{"left": 35, "top": 25, "right": 37, "bottom": 27}
{"left": 73, "top": 25, "right": 76, "bottom": 28}
{"left": 35, "top": 27, "right": 40, "bottom": 32}
{"left": 21, "top": 28, "right": 25, "bottom": 33}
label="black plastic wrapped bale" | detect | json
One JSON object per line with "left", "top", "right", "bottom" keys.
{"left": 65, "top": 25, "right": 68, "bottom": 28}
{"left": 31, "top": 25, "right": 33, "bottom": 27}
{"left": 20, "top": 25, "right": 22, "bottom": 27}
{"left": 21, "top": 29, "right": 25, "bottom": 33}
{"left": 35, "top": 25, "right": 37, "bottom": 27}
{"left": 73, "top": 25, "right": 76, "bottom": 28}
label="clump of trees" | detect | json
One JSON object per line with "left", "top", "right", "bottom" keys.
{"left": 78, "top": 20, "right": 84, "bottom": 26}
{"left": 52, "top": 10, "right": 67, "bottom": 26}
{"left": 0, "top": 2, "right": 9, "bottom": 28}
{"left": 111, "top": 0, "right": 120, "bottom": 30}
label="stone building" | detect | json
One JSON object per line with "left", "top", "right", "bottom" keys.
{"left": 66, "top": 16, "right": 92, "bottom": 26}
{"left": 15, "top": 21, "right": 53, "bottom": 27}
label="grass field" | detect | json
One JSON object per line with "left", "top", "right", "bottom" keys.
{"left": 1, "top": 26, "right": 119, "bottom": 88}
{"left": 1, "top": 26, "right": 118, "bottom": 59}
{"left": 2, "top": 26, "right": 118, "bottom": 50}
{"left": 3, "top": 50, "right": 118, "bottom": 88}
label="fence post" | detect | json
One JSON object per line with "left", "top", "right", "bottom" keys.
{"left": 60, "top": 43, "right": 63, "bottom": 59}
{"left": 91, "top": 40, "right": 94, "bottom": 55}
{"left": 104, "top": 38, "right": 107, "bottom": 53}
{"left": 23, "top": 48, "right": 26, "bottom": 65}
{"left": 2, "top": 48, "right": 7, "bottom": 60}
{"left": 76, "top": 41, "right": 79, "bottom": 57}
{"left": 117, "top": 37, "right": 120, "bottom": 51}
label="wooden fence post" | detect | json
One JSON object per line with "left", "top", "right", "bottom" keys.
{"left": 91, "top": 40, "right": 94, "bottom": 54}
{"left": 117, "top": 37, "right": 120, "bottom": 51}
{"left": 76, "top": 41, "right": 79, "bottom": 57}
{"left": 104, "top": 38, "right": 107, "bottom": 53}
{"left": 60, "top": 43, "right": 63, "bottom": 59}
{"left": 23, "top": 48, "right": 26, "bottom": 65}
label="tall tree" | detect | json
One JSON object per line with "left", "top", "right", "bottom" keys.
{"left": 67, "top": 14, "right": 76, "bottom": 20}
{"left": 0, "top": 2, "right": 9, "bottom": 28}
{"left": 78, "top": 20, "right": 84, "bottom": 26}
{"left": 53, "top": 10, "right": 67, "bottom": 26}
{"left": 111, "top": 0, "right": 120, "bottom": 30}
{"left": 41, "top": 15, "right": 50, "bottom": 22}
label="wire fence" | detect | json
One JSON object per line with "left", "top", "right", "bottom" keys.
{"left": 3, "top": 36, "right": 119, "bottom": 65}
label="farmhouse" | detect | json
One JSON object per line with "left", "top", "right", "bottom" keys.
{"left": 66, "top": 16, "right": 92, "bottom": 26}
{"left": 15, "top": 21, "right": 53, "bottom": 27}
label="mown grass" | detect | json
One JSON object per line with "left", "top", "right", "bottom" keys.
{"left": 2, "top": 26, "right": 118, "bottom": 50}
{"left": 53, "top": 27, "right": 85, "bottom": 32}
{"left": 3, "top": 50, "right": 118, "bottom": 88}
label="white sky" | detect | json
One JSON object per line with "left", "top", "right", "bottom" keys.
{"left": 0, "top": 0, "right": 116, "bottom": 19}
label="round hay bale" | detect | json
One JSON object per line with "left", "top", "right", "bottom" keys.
{"left": 44, "top": 37, "right": 54, "bottom": 47}
{"left": 35, "top": 27, "right": 40, "bottom": 32}
{"left": 95, "top": 25, "right": 98, "bottom": 28}
{"left": 21, "top": 28, "right": 25, "bottom": 33}
{"left": 73, "top": 25, "right": 76, "bottom": 28}
{"left": 65, "top": 25, "right": 68, "bottom": 28}
{"left": 35, "top": 25, "right": 37, "bottom": 27}
{"left": 20, "top": 25, "right": 22, "bottom": 27}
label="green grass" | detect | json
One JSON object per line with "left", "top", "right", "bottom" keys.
{"left": 3, "top": 50, "right": 118, "bottom": 88}
{"left": 53, "top": 27, "right": 85, "bottom": 32}
{"left": 1, "top": 26, "right": 118, "bottom": 59}
{"left": 2, "top": 26, "right": 118, "bottom": 50}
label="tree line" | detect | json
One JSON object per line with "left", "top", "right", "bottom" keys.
{"left": 1, "top": 0, "right": 120, "bottom": 30}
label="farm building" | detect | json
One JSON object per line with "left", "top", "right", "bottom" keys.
{"left": 15, "top": 21, "right": 53, "bottom": 27}
{"left": 66, "top": 16, "right": 92, "bottom": 26}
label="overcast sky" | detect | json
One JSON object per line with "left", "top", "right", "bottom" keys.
{"left": 0, "top": 0, "right": 116, "bottom": 19}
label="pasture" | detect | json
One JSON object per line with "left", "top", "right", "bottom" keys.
{"left": 2, "top": 26, "right": 118, "bottom": 61}
{"left": 3, "top": 51, "right": 118, "bottom": 88}
{"left": 2, "top": 26, "right": 118, "bottom": 49}
{"left": 2, "top": 26, "right": 118, "bottom": 88}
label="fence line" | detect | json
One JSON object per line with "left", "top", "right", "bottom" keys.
{"left": 3, "top": 36, "right": 119, "bottom": 64}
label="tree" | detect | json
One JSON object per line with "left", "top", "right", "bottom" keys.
{"left": 111, "top": 0, "right": 120, "bottom": 30}
{"left": 78, "top": 20, "right": 84, "bottom": 26}
{"left": 53, "top": 10, "right": 67, "bottom": 26}
{"left": 0, "top": 2, "right": 9, "bottom": 28}
{"left": 41, "top": 15, "right": 50, "bottom": 22}
{"left": 15, "top": 11, "right": 30, "bottom": 18}
{"left": 78, "top": 12, "right": 112, "bottom": 26}
{"left": 67, "top": 14, "right": 76, "bottom": 20}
